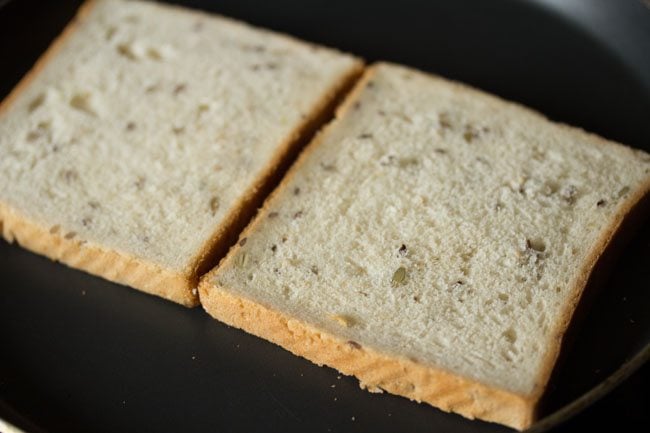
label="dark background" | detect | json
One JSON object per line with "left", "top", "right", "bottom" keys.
{"left": 1, "top": 0, "right": 649, "bottom": 432}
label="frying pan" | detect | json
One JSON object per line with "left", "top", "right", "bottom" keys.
{"left": 1, "top": 0, "right": 648, "bottom": 431}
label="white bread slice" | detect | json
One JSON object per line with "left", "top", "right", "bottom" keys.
{"left": 0, "top": 0, "right": 362, "bottom": 306}
{"left": 199, "top": 62, "right": 650, "bottom": 428}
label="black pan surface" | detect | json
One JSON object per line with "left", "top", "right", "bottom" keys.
{"left": 1, "top": 0, "right": 649, "bottom": 432}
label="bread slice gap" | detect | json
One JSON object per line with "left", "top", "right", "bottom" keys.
{"left": 0, "top": 0, "right": 362, "bottom": 306}
{"left": 199, "top": 62, "right": 650, "bottom": 428}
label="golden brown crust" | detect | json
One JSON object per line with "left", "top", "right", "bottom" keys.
{"left": 199, "top": 286, "right": 533, "bottom": 430}
{"left": 0, "top": 202, "right": 198, "bottom": 306}
{"left": 199, "top": 63, "right": 650, "bottom": 430}
{"left": 529, "top": 174, "right": 650, "bottom": 408}
{"left": 0, "top": 0, "right": 362, "bottom": 306}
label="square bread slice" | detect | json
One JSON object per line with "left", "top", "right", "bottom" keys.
{"left": 199, "top": 62, "right": 650, "bottom": 428}
{"left": 0, "top": 0, "right": 362, "bottom": 306}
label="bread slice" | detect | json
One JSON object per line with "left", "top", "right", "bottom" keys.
{"left": 199, "top": 62, "right": 650, "bottom": 428}
{"left": 0, "top": 0, "right": 362, "bottom": 306}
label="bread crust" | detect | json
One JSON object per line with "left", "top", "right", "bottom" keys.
{"left": 528, "top": 154, "right": 650, "bottom": 409}
{"left": 0, "top": 201, "right": 198, "bottom": 306}
{"left": 199, "top": 63, "right": 650, "bottom": 429}
{"left": 0, "top": 0, "right": 362, "bottom": 306}
{"left": 199, "top": 284, "right": 534, "bottom": 429}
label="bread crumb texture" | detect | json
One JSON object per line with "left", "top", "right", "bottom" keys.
{"left": 0, "top": 0, "right": 360, "bottom": 303}
{"left": 203, "top": 63, "right": 650, "bottom": 428}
